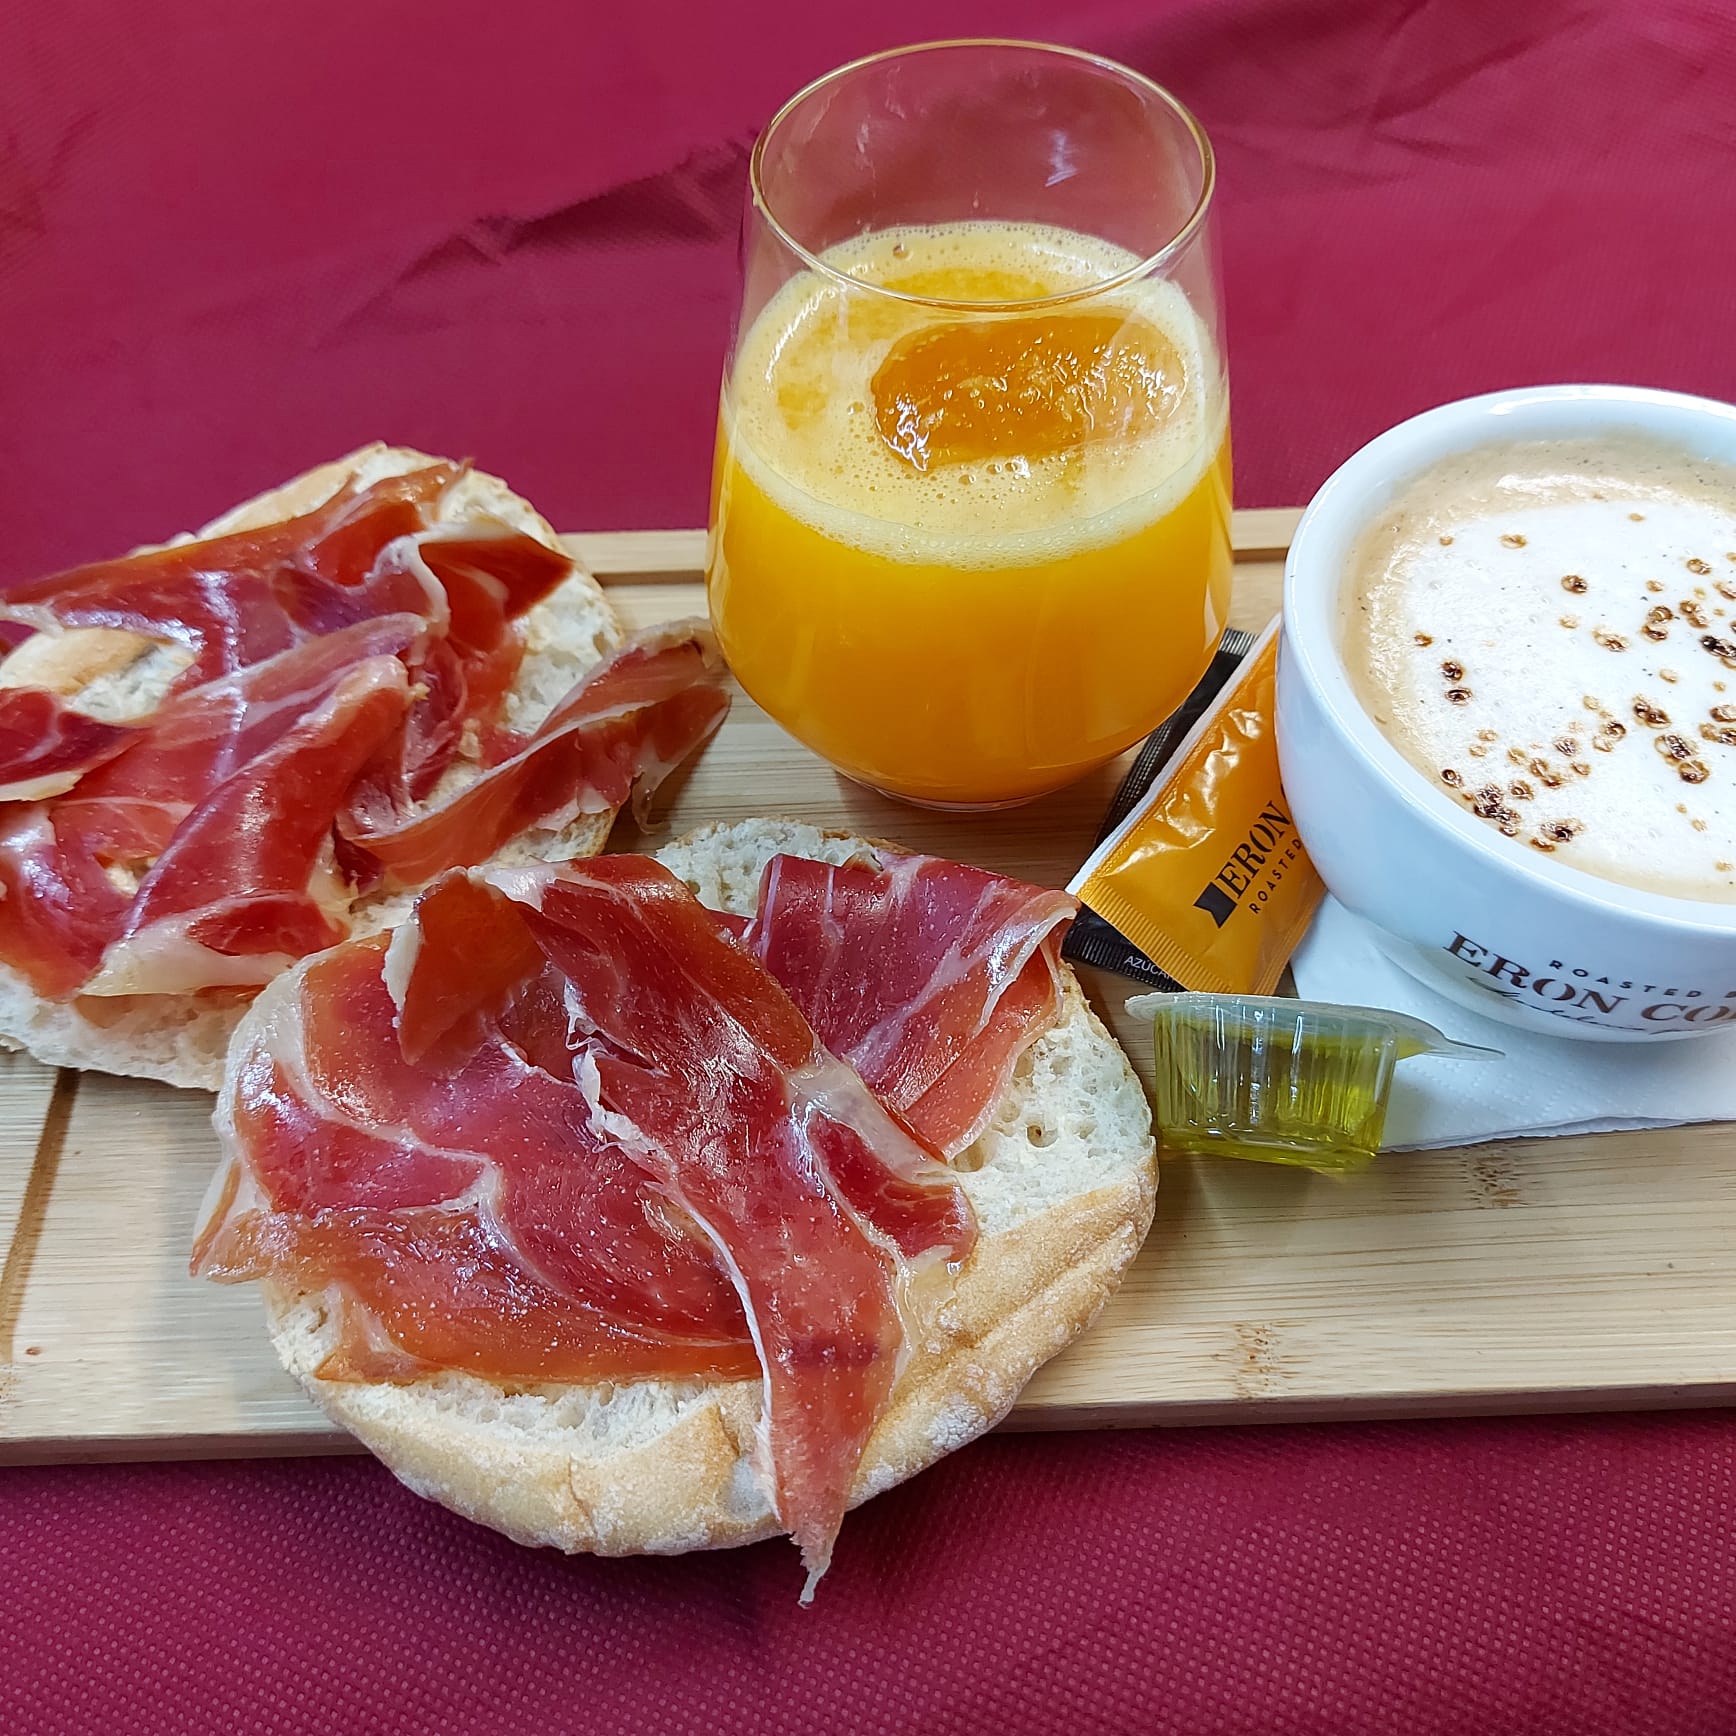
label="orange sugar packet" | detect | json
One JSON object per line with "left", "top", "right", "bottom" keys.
{"left": 1065, "top": 618, "right": 1324, "bottom": 995}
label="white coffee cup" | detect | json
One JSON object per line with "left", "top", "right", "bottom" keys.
{"left": 1278, "top": 383, "right": 1736, "bottom": 1041}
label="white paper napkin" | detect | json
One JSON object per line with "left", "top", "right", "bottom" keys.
{"left": 1288, "top": 896, "right": 1736, "bottom": 1150}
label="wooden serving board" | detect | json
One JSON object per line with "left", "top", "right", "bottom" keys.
{"left": 5, "top": 507, "right": 1736, "bottom": 1465}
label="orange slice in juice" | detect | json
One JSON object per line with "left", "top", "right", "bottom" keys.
{"left": 870, "top": 311, "right": 1184, "bottom": 472}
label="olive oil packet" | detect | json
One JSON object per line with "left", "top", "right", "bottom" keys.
{"left": 1065, "top": 619, "right": 1325, "bottom": 994}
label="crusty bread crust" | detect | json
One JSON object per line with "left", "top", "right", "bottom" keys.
{"left": 0, "top": 445, "right": 623, "bottom": 1089}
{"left": 257, "top": 819, "right": 1157, "bottom": 1560}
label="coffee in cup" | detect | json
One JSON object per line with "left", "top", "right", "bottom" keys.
{"left": 1341, "top": 435, "right": 1736, "bottom": 903}
{"left": 1278, "top": 385, "right": 1736, "bottom": 1042}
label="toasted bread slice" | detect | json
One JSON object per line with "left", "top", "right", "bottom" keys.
{"left": 0, "top": 445, "right": 623, "bottom": 1089}
{"left": 257, "top": 819, "right": 1157, "bottom": 1565}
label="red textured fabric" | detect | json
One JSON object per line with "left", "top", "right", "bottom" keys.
{"left": 6, "top": 1, "right": 1736, "bottom": 1731}
{"left": 7, "top": 0, "right": 1736, "bottom": 580}
{"left": 7, "top": 1417, "right": 1736, "bottom": 1734}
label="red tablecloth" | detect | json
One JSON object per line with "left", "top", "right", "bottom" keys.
{"left": 6, "top": 2, "right": 1736, "bottom": 1730}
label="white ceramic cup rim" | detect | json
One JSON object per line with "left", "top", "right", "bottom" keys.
{"left": 1283, "top": 382, "right": 1736, "bottom": 939}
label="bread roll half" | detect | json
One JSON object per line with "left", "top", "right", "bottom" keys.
{"left": 0, "top": 445, "right": 623, "bottom": 1089}
{"left": 256, "top": 819, "right": 1157, "bottom": 1566}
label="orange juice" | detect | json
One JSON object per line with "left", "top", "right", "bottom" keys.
{"left": 708, "top": 221, "right": 1232, "bottom": 808}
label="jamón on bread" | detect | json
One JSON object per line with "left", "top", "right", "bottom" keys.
{"left": 0, "top": 445, "right": 705, "bottom": 1090}
{"left": 223, "top": 819, "right": 1156, "bottom": 1579}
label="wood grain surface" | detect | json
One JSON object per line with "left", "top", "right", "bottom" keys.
{"left": 5, "top": 507, "right": 1735, "bottom": 1463}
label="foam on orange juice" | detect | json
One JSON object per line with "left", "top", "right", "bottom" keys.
{"left": 709, "top": 221, "right": 1232, "bottom": 807}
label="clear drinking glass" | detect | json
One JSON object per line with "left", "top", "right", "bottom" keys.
{"left": 707, "top": 39, "right": 1231, "bottom": 810}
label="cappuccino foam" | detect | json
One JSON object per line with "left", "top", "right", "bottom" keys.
{"left": 1344, "top": 436, "right": 1736, "bottom": 902}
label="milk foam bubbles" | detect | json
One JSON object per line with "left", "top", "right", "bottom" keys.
{"left": 1344, "top": 438, "right": 1736, "bottom": 902}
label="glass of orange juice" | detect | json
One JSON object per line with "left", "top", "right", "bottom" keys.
{"left": 708, "top": 39, "right": 1231, "bottom": 809}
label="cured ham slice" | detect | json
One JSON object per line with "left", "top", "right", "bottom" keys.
{"left": 201, "top": 855, "right": 991, "bottom": 1598}
{"left": 0, "top": 471, "right": 569, "bottom": 817}
{"left": 196, "top": 935, "right": 757, "bottom": 1382}
{"left": 0, "top": 687, "right": 140, "bottom": 803}
{"left": 404, "top": 530, "right": 573, "bottom": 790}
{"left": 0, "top": 457, "right": 729, "bottom": 1004}
{"left": 0, "top": 805, "right": 134, "bottom": 1000}
{"left": 0, "top": 618, "right": 426, "bottom": 997}
{"left": 744, "top": 852, "right": 1077, "bottom": 1155}
{"left": 418, "top": 529, "right": 577, "bottom": 638}
{"left": 0, "top": 467, "right": 459, "bottom": 688}
{"left": 85, "top": 658, "right": 413, "bottom": 995}
{"left": 497, "top": 858, "right": 972, "bottom": 1596}
{"left": 340, "top": 623, "right": 730, "bottom": 890}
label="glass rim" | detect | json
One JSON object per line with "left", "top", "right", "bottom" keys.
{"left": 748, "top": 38, "right": 1217, "bottom": 313}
